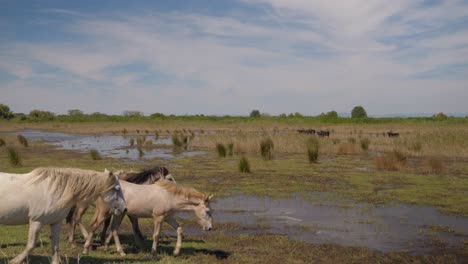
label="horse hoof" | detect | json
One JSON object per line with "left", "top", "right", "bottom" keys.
{"left": 82, "top": 249, "right": 88, "bottom": 255}
{"left": 173, "top": 250, "right": 180, "bottom": 256}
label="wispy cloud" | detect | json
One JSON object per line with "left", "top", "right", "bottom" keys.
{"left": 0, "top": 1, "right": 467, "bottom": 115}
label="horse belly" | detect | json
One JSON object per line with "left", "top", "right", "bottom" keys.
{"left": 0, "top": 205, "right": 29, "bottom": 225}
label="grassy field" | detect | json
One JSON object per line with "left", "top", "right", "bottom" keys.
{"left": 0, "top": 119, "right": 467, "bottom": 263}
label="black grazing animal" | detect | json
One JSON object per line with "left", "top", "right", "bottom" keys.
{"left": 297, "top": 129, "right": 316, "bottom": 135}
{"left": 317, "top": 130, "right": 330, "bottom": 137}
{"left": 387, "top": 132, "right": 400, "bottom": 138}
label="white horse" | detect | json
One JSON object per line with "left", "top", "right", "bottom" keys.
{"left": 0, "top": 167, "right": 126, "bottom": 264}
{"left": 85, "top": 180, "right": 213, "bottom": 257}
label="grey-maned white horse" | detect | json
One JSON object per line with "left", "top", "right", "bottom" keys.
{"left": 0, "top": 167, "right": 126, "bottom": 264}
{"left": 85, "top": 180, "right": 213, "bottom": 257}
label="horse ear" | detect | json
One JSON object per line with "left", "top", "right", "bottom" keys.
{"left": 104, "top": 168, "right": 113, "bottom": 176}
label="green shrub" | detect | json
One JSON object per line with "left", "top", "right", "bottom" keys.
{"left": 7, "top": 147, "right": 21, "bottom": 167}
{"left": 306, "top": 137, "right": 319, "bottom": 163}
{"left": 17, "top": 135, "right": 28, "bottom": 147}
{"left": 239, "top": 156, "right": 251, "bottom": 173}
{"left": 260, "top": 137, "right": 274, "bottom": 160}
{"left": 216, "top": 143, "right": 227, "bottom": 157}
{"left": 360, "top": 138, "right": 370, "bottom": 151}
{"left": 90, "top": 149, "right": 102, "bottom": 160}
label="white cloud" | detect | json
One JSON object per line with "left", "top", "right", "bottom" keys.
{"left": 1, "top": 1, "right": 467, "bottom": 115}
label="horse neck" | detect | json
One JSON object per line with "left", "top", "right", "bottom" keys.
{"left": 164, "top": 188, "right": 204, "bottom": 211}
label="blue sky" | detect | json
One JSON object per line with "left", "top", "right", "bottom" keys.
{"left": 1, "top": 0, "right": 467, "bottom": 116}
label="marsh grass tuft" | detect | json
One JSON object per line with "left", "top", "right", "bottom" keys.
{"left": 227, "top": 142, "right": 234, "bottom": 156}
{"left": 122, "top": 128, "right": 128, "bottom": 135}
{"left": 172, "top": 134, "right": 184, "bottom": 148}
{"left": 216, "top": 143, "right": 227, "bottom": 157}
{"left": 90, "top": 149, "right": 102, "bottom": 160}
{"left": 239, "top": 156, "right": 251, "bottom": 173}
{"left": 137, "top": 146, "right": 144, "bottom": 158}
{"left": 129, "top": 138, "right": 135, "bottom": 147}
{"left": 375, "top": 150, "right": 406, "bottom": 171}
{"left": 424, "top": 156, "right": 445, "bottom": 174}
{"left": 306, "top": 137, "right": 319, "bottom": 163}
{"left": 347, "top": 137, "right": 356, "bottom": 144}
{"left": 0, "top": 138, "right": 5, "bottom": 147}
{"left": 17, "top": 135, "right": 28, "bottom": 147}
{"left": 360, "top": 138, "right": 370, "bottom": 151}
{"left": 337, "top": 143, "right": 356, "bottom": 155}
{"left": 6, "top": 147, "right": 22, "bottom": 167}
{"left": 136, "top": 137, "right": 144, "bottom": 147}
{"left": 260, "top": 137, "right": 274, "bottom": 160}
{"left": 154, "top": 131, "right": 159, "bottom": 140}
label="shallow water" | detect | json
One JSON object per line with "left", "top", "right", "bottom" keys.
{"left": 9, "top": 130, "right": 205, "bottom": 160}
{"left": 180, "top": 194, "right": 467, "bottom": 253}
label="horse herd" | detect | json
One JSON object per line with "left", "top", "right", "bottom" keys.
{"left": 297, "top": 129, "right": 400, "bottom": 137}
{"left": 0, "top": 166, "right": 213, "bottom": 264}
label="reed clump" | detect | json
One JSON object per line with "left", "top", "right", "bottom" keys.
{"left": 17, "top": 135, "right": 28, "bottom": 147}
{"left": 172, "top": 133, "right": 184, "bottom": 148}
{"left": 337, "top": 143, "right": 357, "bottom": 155}
{"left": 306, "top": 137, "right": 319, "bottom": 163}
{"left": 90, "top": 149, "right": 102, "bottom": 160}
{"left": 129, "top": 138, "right": 135, "bottom": 147}
{"left": 227, "top": 143, "right": 234, "bottom": 156}
{"left": 375, "top": 150, "right": 407, "bottom": 171}
{"left": 138, "top": 146, "right": 144, "bottom": 158}
{"left": 0, "top": 138, "right": 5, "bottom": 147}
{"left": 360, "top": 138, "right": 370, "bottom": 151}
{"left": 7, "top": 147, "right": 22, "bottom": 167}
{"left": 239, "top": 156, "right": 251, "bottom": 173}
{"left": 216, "top": 143, "right": 227, "bottom": 157}
{"left": 122, "top": 128, "right": 128, "bottom": 135}
{"left": 260, "top": 137, "right": 274, "bottom": 160}
{"left": 424, "top": 156, "right": 445, "bottom": 174}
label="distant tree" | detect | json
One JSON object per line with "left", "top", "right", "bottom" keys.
{"left": 432, "top": 112, "right": 448, "bottom": 121}
{"left": 279, "top": 113, "right": 287, "bottom": 118}
{"left": 150, "top": 112, "right": 166, "bottom": 118}
{"left": 294, "top": 112, "right": 303, "bottom": 118}
{"left": 320, "top": 111, "right": 338, "bottom": 118}
{"left": 0, "top": 104, "right": 14, "bottom": 119}
{"left": 351, "top": 106, "right": 367, "bottom": 118}
{"left": 29, "top": 109, "right": 55, "bottom": 120}
{"left": 68, "top": 109, "right": 84, "bottom": 116}
{"left": 250, "top": 110, "right": 261, "bottom": 117}
{"left": 123, "top": 111, "right": 144, "bottom": 117}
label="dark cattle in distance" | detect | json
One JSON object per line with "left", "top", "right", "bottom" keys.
{"left": 297, "top": 129, "right": 316, "bottom": 135}
{"left": 387, "top": 132, "right": 400, "bottom": 137}
{"left": 317, "top": 130, "right": 330, "bottom": 137}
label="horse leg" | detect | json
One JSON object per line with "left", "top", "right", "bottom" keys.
{"left": 10, "top": 221, "right": 43, "bottom": 264}
{"left": 50, "top": 222, "right": 61, "bottom": 264}
{"left": 100, "top": 215, "right": 112, "bottom": 244}
{"left": 128, "top": 215, "right": 145, "bottom": 249}
{"left": 105, "top": 213, "right": 126, "bottom": 256}
{"left": 151, "top": 215, "right": 165, "bottom": 257}
{"left": 165, "top": 216, "right": 183, "bottom": 256}
{"left": 174, "top": 227, "right": 183, "bottom": 256}
{"left": 83, "top": 212, "right": 107, "bottom": 254}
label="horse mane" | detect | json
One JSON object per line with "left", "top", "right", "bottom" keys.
{"left": 122, "top": 166, "right": 169, "bottom": 184}
{"left": 156, "top": 181, "right": 207, "bottom": 203}
{"left": 28, "top": 167, "right": 113, "bottom": 208}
